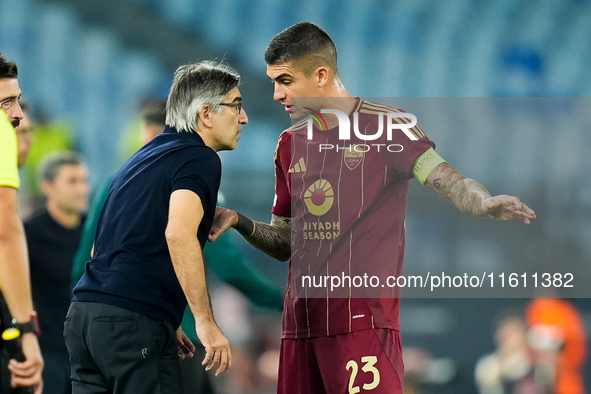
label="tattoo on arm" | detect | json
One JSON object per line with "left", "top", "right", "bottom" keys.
{"left": 235, "top": 214, "right": 291, "bottom": 261}
{"left": 425, "top": 163, "right": 492, "bottom": 217}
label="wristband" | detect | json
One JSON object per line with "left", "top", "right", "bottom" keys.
{"left": 12, "top": 311, "right": 40, "bottom": 336}
{"left": 235, "top": 212, "right": 255, "bottom": 236}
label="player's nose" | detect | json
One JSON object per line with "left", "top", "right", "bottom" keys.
{"left": 273, "top": 83, "right": 286, "bottom": 101}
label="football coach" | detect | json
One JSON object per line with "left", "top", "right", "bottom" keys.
{"left": 65, "top": 61, "right": 248, "bottom": 394}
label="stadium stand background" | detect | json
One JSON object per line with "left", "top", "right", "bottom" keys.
{"left": 1, "top": 0, "right": 590, "bottom": 392}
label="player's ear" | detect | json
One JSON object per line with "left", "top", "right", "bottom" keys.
{"left": 316, "top": 66, "right": 329, "bottom": 87}
{"left": 197, "top": 104, "right": 213, "bottom": 129}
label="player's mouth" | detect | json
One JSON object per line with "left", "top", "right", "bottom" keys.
{"left": 285, "top": 104, "right": 292, "bottom": 113}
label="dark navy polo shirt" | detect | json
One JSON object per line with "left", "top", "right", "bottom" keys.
{"left": 73, "top": 126, "right": 221, "bottom": 329}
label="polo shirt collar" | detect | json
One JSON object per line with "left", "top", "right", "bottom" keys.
{"left": 162, "top": 125, "right": 206, "bottom": 145}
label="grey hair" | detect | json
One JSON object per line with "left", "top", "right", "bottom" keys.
{"left": 166, "top": 61, "right": 241, "bottom": 133}
{"left": 38, "top": 151, "right": 84, "bottom": 183}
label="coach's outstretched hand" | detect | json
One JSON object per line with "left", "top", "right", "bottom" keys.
{"left": 209, "top": 207, "right": 238, "bottom": 242}
{"left": 482, "top": 195, "right": 536, "bottom": 224}
{"left": 197, "top": 322, "right": 231, "bottom": 376}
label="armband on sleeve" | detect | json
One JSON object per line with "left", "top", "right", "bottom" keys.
{"left": 412, "top": 148, "right": 446, "bottom": 185}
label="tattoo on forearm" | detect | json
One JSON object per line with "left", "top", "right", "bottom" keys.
{"left": 427, "top": 163, "right": 491, "bottom": 217}
{"left": 242, "top": 214, "right": 291, "bottom": 261}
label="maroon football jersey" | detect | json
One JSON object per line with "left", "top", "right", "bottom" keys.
{"left": 273, "top": 98, "right": 436, "bottom": 339}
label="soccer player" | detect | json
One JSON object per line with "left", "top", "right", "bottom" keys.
{"left": 210, "top": 23, "right": 536, "bottom": 393}
{"left": 0, "top": 53, "right": 44, "bottom": 393}
{"left": 65, "top": 61, "right": 248, "bottom": 394}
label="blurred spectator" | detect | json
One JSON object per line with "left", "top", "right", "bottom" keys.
{"left": 140, "top": 99, "right": 168, "bottom": 144}
{"left": 402, "top": 347, "right": 456, "bottom": 394}
{"left": 23, "top": 108, "right": 74, "bottom": 206}
{"left": 25, "top": 151, "right": 88, "bottom": 394}
{"left": 526, "top": 298, "right": 587, "bottom": 394}
{"left": 475, "top": 312, "right": 549, "bottom": 394}
{"left": 255, "top": 328, "right": 282, "bottom": 393}
{"left": 71, "top": 99, "right": 283, "bottom": 394}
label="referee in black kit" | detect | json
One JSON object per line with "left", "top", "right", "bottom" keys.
{"left": 65, "top": 61, "right": 248, "bottom": 394}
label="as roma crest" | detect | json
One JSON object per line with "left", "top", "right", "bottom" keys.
{"left": 343, "top": 146, "right": 364, "bottom": 170}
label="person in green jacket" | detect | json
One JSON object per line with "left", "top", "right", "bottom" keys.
{"left": 71, "top": 99, "right": 283, "bottom": 394}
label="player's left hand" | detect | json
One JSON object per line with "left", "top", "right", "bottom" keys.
{"left": 176, "top": 327, "right": 195, "bottom": 360}
{"left": 482, "top": 195, "right": 536, "bottom": 224}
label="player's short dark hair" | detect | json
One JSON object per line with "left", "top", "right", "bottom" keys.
{"left": 264, "top": 22, "right": 338, "bottom": 76}
{"left": 0, "top": 53, "right": 18, "bottom": 79}
{"left": 140, "top": 99, "right": 167, "bottom": 127}
{"left": 38, "top": 151, "right": 85, "bottom": 183}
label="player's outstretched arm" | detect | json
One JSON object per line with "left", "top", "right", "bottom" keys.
{"left": 424, "top": 162, "right": 536, "bottom": 224}
{"left": 209, "top": 207, "right": 291, "bottom": 261}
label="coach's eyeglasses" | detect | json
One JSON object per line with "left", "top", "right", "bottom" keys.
{"left": 219, "top": 102, "right": 243, "bottom": 114}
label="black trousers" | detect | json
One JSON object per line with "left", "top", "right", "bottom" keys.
{"left": 179, "top": 345, "right": 215, "bottom": 394}
{"left": 64, "top": 301, "right": 182, "bottom": 394}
